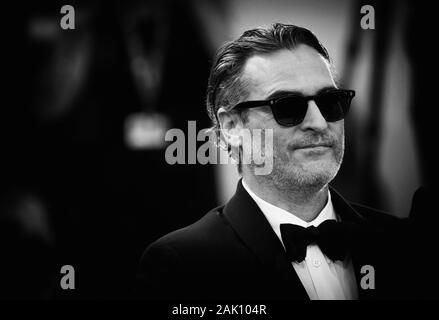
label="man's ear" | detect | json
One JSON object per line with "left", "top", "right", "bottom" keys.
{"left": 217, "top": 107, "right": 244, "bottom": 150}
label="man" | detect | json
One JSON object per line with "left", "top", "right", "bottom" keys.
{"left": 136, "top": 23, "right": 411, "bottom": 300}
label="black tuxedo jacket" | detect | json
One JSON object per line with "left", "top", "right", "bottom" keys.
{"left": 136, "top": 180, "right": 414, "bottom": 300}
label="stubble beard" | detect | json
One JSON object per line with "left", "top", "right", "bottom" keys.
{"left": 253, "top": 134, "right": 345, "bottom": 197}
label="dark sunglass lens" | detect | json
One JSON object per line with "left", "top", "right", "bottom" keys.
{"left": 317, "top": 91, "right": 351, "bottom": 122}
{"left": 271, "top": 96, "right": 308, "bottom": 126}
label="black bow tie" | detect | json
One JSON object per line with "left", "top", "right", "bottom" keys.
{"left": 280, "top": 220, "right": 354, "bottom": 263}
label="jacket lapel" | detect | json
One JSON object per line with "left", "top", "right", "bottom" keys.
{"left": 329, "top": 187, "right": 382, "bottom": 300}
{"left": 222, "top": 180, "right": 309, "bottom": 300}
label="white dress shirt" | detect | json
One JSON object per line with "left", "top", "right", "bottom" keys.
{"left": 242, "top": 180, "right": 358, "bottom": 300}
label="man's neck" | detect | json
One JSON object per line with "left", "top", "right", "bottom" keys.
{"left": 242, "top": 174, "right": 329, "bottom": 223}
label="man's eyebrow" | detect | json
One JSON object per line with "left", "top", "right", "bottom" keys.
{"left": 265, "top": 90, "right": 303, "bottom": 101}
{"left": 316, "top": 86, "right": 338, "bottom": 95}
{"left": 265, "top": 86, "right": 338, "bottom": 100}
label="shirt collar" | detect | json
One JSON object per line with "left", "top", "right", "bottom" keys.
{"left": 242, "top": 179, "right": 337, "bottom": 242}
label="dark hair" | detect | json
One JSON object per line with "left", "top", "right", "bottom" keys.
{"left": 206, "top": 23, "right": 331, "bottom": 129}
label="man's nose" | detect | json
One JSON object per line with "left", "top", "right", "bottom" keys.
{"left": 298, "top": 100, "right": 328, "bottom": 131}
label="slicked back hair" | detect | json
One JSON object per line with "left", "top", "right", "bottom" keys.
{"left": 206, "top": 23, "right": 332, "bottom": 130}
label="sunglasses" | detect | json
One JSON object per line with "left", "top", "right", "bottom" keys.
{"left": 232, "top": 89, "right": 355, "bottom": 127}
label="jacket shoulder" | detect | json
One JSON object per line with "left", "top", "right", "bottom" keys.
{"left": 148, "top": 205, "right": 227, "bottom": 250}
{"left": 139, "top": 203, "right": 245, "bottom": 268}
{"left": 349, "top": 201, "right": 406, "bottom": 226}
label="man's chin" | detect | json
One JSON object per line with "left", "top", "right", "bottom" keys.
{"left": 286, "top": 162, "right": 339, "bottom": 185}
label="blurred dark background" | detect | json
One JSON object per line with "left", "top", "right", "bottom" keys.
{"left": 1, "top": 0, "right": 435, "bottom": 299}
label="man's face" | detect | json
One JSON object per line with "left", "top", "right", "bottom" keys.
{"left": 241, "top": 45, "right": 344, "bottom": 191}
